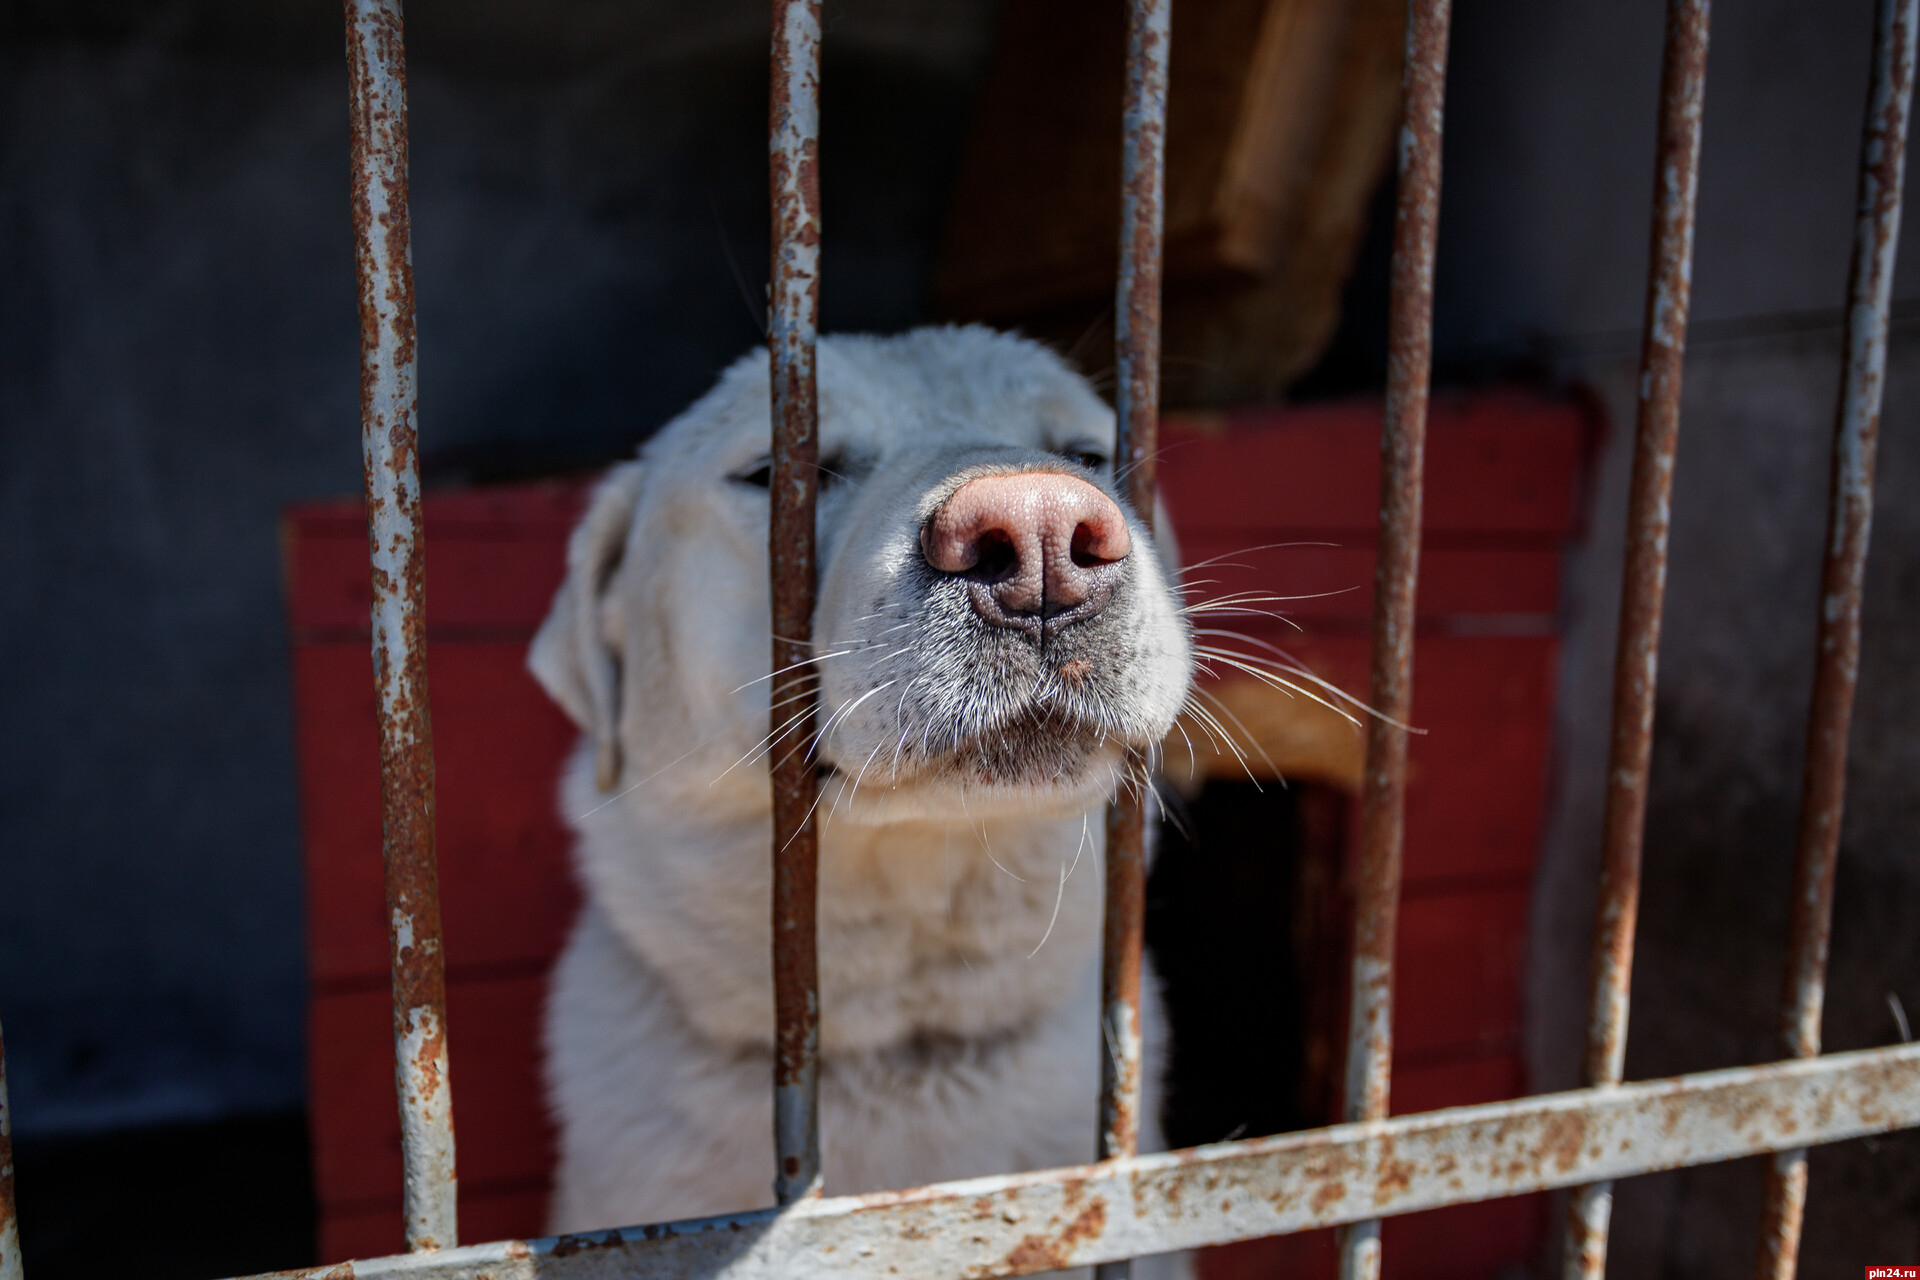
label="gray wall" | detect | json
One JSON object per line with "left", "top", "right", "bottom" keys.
{"left": 0, "top": 0, "right": 992, "bottom": 1134}
{"left": 1441, "top": 0, "right": 1920, "bottom": 1271}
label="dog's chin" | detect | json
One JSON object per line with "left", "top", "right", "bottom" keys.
{"left": 816, "top": 739, "right": 1129, "bottom": 826}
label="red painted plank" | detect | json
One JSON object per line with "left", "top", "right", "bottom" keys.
{"left": 1389, "top": 1052, "right": 1526, "bottom": 1118}
{"left": 293, "top": 643, "right": 579, "bottom": 984}
{"left": 1173, "top": 539, "right": 1564, "bottom": 625}
{"left": 1161, "top": 390, "right": 1591, "bottom": 540}
{"left": 1202, "top": 635, "right": 1558, "bottom": 884}
{"left": 284, "top": 481, "right": 586, "bottom": 634}
{"left": 1394, "top": 887, "right": 1530, "bottom": 1059}
{"left": 308, "top": 975, "right": 555, "bottom": 1211}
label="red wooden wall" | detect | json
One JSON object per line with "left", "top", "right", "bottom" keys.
{"left": 283, "top": 388, "right": 1594, "bottom": 1271}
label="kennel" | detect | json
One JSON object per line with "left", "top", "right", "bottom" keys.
{"left": 281, "top": 387, "right": 1592, "bottom": 1268}
{"left": 2, "top": 0, "right": 1918, "bottom": 1277}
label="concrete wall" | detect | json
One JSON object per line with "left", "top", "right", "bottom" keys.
{"left": 0, "top": 0, "right": 992, "bottom": 1134}
{"left": 1441, "top": 0, "right": 1920, "bottom": 1271}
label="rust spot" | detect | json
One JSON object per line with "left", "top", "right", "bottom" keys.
{"left": 1000, "top": 1201, "right": 1107, "bottom": 1274}
{"left": 1310, "top": 1179, "right": 1347, "bottom": 1214}
{"left": 1535, "top": 1112, "right": 1589, "bottom": 1174}
{"left": 1374, "top": 1157, "right": 1415, "bottom": 1203}
{"left": 549, "top": 1231, "right": 622, "bottom": 1258}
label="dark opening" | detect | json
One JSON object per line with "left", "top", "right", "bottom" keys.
{"left": 1149, "top": 778, "right": 1352, "bottom": 1149}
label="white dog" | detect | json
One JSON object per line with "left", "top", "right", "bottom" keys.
{"left": 529, "top": 326, "right": 1195, "bottom": 1273}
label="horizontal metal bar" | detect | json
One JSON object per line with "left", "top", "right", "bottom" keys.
{"left": 234, "top": 1044, "right": 1920, "bottom": 1280}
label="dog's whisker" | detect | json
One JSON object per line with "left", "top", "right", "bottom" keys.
{"left": 574, "top": 738, "right": 718, "bottom": 819}
{"left": 730, "top": 650, "right": 857, "bottom": 695}
{"left": 1027, "top": 861, "right": 1070, "bottom": 959}
{"left": 957, "top": 781, "right": 1026, "bottom": 883}
{"left": 1190, "top": 640, "right": 1404, "bottom": 726}
{"left": 1066, "top": 810, "right": 1091, "bottom": 883}
{"left": 1187, "top": 685, "right": 1277, "bottom": 785}
{"left": 710, "top": 702, "right": 821, "bottom": 786}
{"left": 1195, "top": 652, "right": 1397, "bottom": 732}
{"left": 828, "top": 737, "right": 889, "bottom": 826}
{"left": 1176, "top": 541, "right": 1342, "bottom": 577}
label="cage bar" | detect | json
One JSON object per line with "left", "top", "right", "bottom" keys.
{"left": 767, "top": 0, "right": 826, "bottom": 1210}
{"left": 1335, "top": 2, "right": 1454, "bottom": 1277}
{"left": 344, "top": 0, "right": 458, "bottom": 1253}
{"left": 223, "top": 1044, "right": 1920, "bottom": 1280}
{"left": 1753, "top": 1, "right": 1918, "bottom": 1275}
{"left": 0, "top": 1019, "right": 19, "bottom": 1280}
{"left": 1563, "top": 2, "right": 1712, "bottom": 1276}
{"left": 1095, "top": 3, "right": 1169, "bottom": 1276}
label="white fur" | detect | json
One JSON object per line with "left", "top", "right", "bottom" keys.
{"left": 531, "top": 327, "right": 1194, "bottom": 1277}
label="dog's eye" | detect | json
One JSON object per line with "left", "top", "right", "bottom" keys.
{"left": 817, "top": 453, "right": 872, "bottom": 490}
{"left": 730, "top": 456, "right": 867, "bottom": 490}
{"left": 730, "top": 460, "right": 773, "bottom": 488}
{"left": 1056, "top": 449, "right": 1110, "bottom": 472}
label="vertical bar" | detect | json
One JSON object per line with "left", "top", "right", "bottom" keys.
{"left": 768, "top": 0, "right": 825, "bottom": 1209}
{"left": 1562, "top": 3, "right": 1711, "bottom": 1276}
{"left": 0, "top": 1019, "right": 20, "bottom": 1280}
{"left": 1335, "top": 3, "right": 1453, "bottom": 1278}
{"left": 1753, "top": 2, "right": 1917, "bottom": 1275}
{"left": 345, "top": 0, "right": 457, "bottom": 1252}
{"left": 1096, "top": 2, "right": 1168, "bottom": 1277}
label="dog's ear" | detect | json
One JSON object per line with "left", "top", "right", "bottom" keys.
{"left": 530, "top": 461, "right": 646, "bottom": 792}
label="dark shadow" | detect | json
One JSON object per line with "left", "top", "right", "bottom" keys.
{"left": 11, "top": 1110, "right": 318, "bottom": 1279}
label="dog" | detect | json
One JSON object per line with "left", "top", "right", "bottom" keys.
{"left": 529, "top": 325, "right": 1195, "bottom": 1273}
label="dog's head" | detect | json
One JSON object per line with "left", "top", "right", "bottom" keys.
{"left": 531, "top": 325, "right": 1192, "bottom": 827}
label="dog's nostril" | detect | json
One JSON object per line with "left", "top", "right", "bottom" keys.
{"left": 972, "top": 529, "right": 1018, "bottom": 581}
{"left": 1070, "top": 521, "right": 1121, "bottom": 569}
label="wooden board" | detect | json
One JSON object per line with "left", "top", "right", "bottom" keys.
{"left": 933, "top": 0, "right": 1405, "bottom": 403}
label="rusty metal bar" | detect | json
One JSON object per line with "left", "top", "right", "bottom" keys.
{"left": 1563, "top": 2, "right": 1711, "bottom": 1275}
{"left": 225, "top": 1044, "right": 1920, "bottom": 1280}
{"left": 768, "top": 0, "right": 825, "bottom": 1209}
{"left": 1753, "top": 1, "right": 1918, "bottom": 1275}
{"left": 1097, "top": 3, "right": 1168, "bottom": 1276}
{"left": 1336, "top": 1, "right": 1453, "bottom": 1277}
{"left": 345, "top": 0, "right": 458, "bottom": 1253}
{"left": 0, "top": 1019, "right": 19, "bottom": 1280}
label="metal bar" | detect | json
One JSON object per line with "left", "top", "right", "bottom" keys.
{"left": 1563, "top": 3, "right": 1711, "bottom": 1275}
{"left": 345, "top": 0, "right": 457, "bottom": 1252}
{"left": 225, "top": 1045, "right": 1920, "bottom": 1280}
{"left": 1097, "top": 2, "right": 1168, "bottom": 1275}
{"left": 1753, "top": 1, "right": 1918, "bottom": 1275}
{"left": 1337, "top": 1, "right": 1453, "bottom": 1276}
{"left": 768, "top": 0, "right": 825, "bottom": 1209}
{"left": 0, "top": 1019, "right": 20, "bottom": 1280}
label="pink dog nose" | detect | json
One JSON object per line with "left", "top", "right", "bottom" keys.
{"left": 921, "top": 471, "right": 1131, "bottom": 626}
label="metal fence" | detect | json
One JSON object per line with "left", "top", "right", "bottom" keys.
{"left": 2, "top": 0, "right": 1918, "bottom": 1277}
